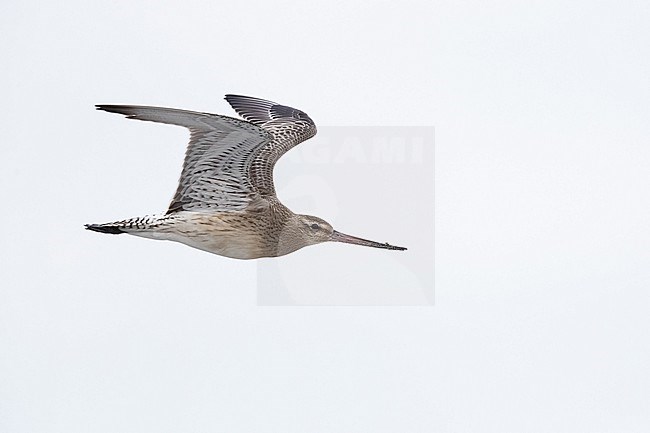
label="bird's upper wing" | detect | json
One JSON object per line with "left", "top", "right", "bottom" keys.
{"left": 96, "top": 105, "right": 273, "bottom": 213}
{"left": 225, "top": 95, "right": 317, "bottom": 195}
{"left": 97, "top": 95, "right": 317, "bottom": 213}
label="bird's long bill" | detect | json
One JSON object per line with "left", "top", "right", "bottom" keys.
{"left": 330, "top": 230, "right": 407, "bottom": 251}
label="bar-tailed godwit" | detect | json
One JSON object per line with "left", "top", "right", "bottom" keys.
{"left": 86, "top": 95, "right": 407, "bottom": 259}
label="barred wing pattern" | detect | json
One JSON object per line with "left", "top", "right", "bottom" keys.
{"left": 225, "top": 95, "right": 317, "bottom": 196}
{"left": 97, "top": 95, "right": 316, "bottom": 213}
{"left": 96, "top": 105, "right": 272, "bottom": 212}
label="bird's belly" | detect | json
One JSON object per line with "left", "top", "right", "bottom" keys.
{"left": 166, "top": 232, "right": 267, "bottom": 259}
{"left": 152, "top": 212, "right": 275, "bottom": 259}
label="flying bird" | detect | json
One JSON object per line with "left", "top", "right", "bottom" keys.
{"left": 86, "top": 95, "right": 407, "bottom": 259}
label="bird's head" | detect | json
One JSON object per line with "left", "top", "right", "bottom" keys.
{"left": 276, "top": 214, "right": 407, "bottom": 256}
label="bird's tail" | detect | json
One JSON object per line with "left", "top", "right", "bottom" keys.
{"left": 85, "top": 215, "right": 169, "bottom": 235}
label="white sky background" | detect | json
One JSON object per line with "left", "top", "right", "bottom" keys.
{"left": 1, "top": 0, "right": 649, "bottom": 431}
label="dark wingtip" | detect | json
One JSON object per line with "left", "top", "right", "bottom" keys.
{"left": 95, "top": 104, "right": 129, "bottom": 114}
{"left": 85, "top": 224, "right": 124, "bottom": 235}
{"left": 224, "top": 94, "right": 239, "bottom": 104}
{"left": 95, "top": 105, "right": 144, "bottom": 120}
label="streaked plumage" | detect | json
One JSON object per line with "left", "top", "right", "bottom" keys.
{"left": 86, "top": 94, "right": 406, "bottom": 259}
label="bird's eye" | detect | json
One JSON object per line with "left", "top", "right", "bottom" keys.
{"left": 310, "top": 223, "right": 320, "bottom": 230}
